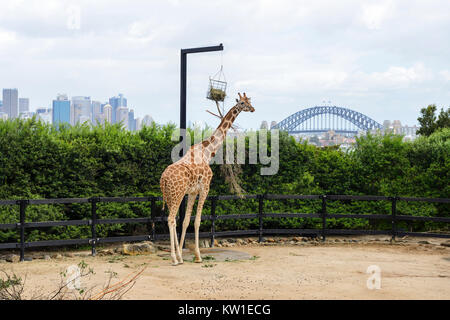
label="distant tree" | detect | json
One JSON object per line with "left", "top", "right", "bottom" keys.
{"left": 436, "top": 107, "right": 450, "bottom": 129}
{"left": 417, "top": 104, "right": 450, "bottom": 136}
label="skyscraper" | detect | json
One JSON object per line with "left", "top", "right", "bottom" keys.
{"left": 19, "top": 98, "right": 29, "bottom": 114}
{"left": 52, "top": 94, "right": 71, "bottom": 127}
{"left": 72, "top": 96, "right": 91, "bottom": 125}
{"left": 91, "top": 101, "right": 103, "bottom": 124}
{"left": 2, "top": 88, "right": 19, "bottom": 119}
{"left": 116, "top": 106, "right": 129, "bottom": 130}
{"left": 103, "top": 104, "right": 112, "bottom": 124}
{"left": 128, "top": 109, "right": 135, "bottom": 131}
{"left": 135, "top": 117, "right": 142, "bottom": 131}
{"left": 109, "top": 93, "right": 127, "bottom": 124}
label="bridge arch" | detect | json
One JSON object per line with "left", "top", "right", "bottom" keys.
{"left": 271, "top": 106, "right": 382, "bottom": 134}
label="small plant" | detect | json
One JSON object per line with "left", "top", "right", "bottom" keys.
{"left": 105, "top": 270, "right": 118, "bottom": 278}
{"left": 249, "top": 255, "right": 260, "bottom": 260}
{"left": 108, "top": 256, "right": 125, "bottom": 263}
{"left": 202, "top": 263, "right": 216, "bottom": 268}
{"left": 0, "top": 271, "right": 25, "bottom": 300}
{"left": 0, "top": 260, "right": 144, "bottom": 300}
{"left": 202, "top": 255, "right": 216, "bottom": 261}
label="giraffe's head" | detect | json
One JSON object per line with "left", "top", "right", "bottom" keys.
{"left": 236, "top": 92, "right": 255, "bottom": 113}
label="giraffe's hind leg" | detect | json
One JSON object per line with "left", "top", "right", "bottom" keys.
{"left": 167, "top": 195, "right": 184, "bottom": 266}
{"left": 173, "top": 220, "right": 183, "bottom": 264}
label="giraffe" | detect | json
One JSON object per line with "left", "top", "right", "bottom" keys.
{"left": 160, "top": 92, "right": 255, "bottom": 265}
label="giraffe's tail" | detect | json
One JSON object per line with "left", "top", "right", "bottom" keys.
{"left": 160, "top": 176, "right": 167, "bottom": 211}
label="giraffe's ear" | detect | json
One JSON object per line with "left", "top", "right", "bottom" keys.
{"left": 236, "top": 98, "right": 239, "bottom": 103}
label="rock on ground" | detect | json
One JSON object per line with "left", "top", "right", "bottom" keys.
{"left": 122, "top": 241, "right": 156, "bottom": 256}
{"left": 441, "top": 240, "right": 450, "bottom": 247}
{"left": 6, "top": 254, "right": 20, "bottom": 263}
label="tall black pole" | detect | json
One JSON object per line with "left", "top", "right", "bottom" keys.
{"left": 180, "top": 52, "right": 187, "bottom": 155}
{"left": 178, "top": 43, "right": 223, "bottom": 241}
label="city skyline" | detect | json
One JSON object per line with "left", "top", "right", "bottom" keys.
{"left": 0, "top": 88, "right": 154, "bottom": 131}
{"left": 0, "top": 87, "right": 440, "bottom": 129}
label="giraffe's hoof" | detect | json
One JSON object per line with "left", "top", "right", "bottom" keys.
{"left": 194, "top": 258, "right": 202, "bottom": 263}
{"left": 172, "top": 261, "right": 179, "bottom": 266}
{"left": 177, "top": 259, "right": 184, "bottom": 264}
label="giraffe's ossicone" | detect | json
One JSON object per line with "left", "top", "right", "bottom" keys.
{"left": 160, "top": 92, "right": 255, "bottom": 265}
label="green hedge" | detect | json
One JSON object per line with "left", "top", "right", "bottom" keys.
{"left": 0, "top": 118, "right": 448, "bottom": 242}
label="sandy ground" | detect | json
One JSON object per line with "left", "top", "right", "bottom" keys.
{"left": 1, "top": 238, "right": 449, "bottom": 300}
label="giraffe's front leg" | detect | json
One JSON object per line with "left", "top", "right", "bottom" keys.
{"left": 194, "top": 188, "right": 209, "bottom": 263}
{"left": 168, "top": 216, "right": 179, "bottom": 266}
{"left": 193, "top": 213, "right": 202, "bottom": 263}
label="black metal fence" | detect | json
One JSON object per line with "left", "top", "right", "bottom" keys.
{"left": 0, "top": 194, "right": 449, "bottom": 262}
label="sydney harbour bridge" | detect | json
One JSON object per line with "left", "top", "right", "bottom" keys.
{"left": 271, "top": 106, "right": 383, "bottom": 135}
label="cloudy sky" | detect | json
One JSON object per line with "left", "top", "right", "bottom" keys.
{"left": 1, "top": 0, "right": 449, "bottom": 129}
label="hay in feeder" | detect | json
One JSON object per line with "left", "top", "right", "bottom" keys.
{"left": 208, "top": 88, "right": 226, "bottom": 102}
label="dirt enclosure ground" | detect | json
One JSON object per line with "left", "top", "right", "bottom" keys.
{"left": 1, "top": 236, "right": 449, "bottom": 300}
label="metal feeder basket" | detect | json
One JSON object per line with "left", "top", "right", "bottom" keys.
{"left": 207, "top": 78, "right": 227, "bottom": 102}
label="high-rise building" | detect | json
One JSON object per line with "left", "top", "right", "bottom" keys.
{"left": 116, "top": 106, "right": 129, "bottom": 130}
{"left": 128, "top": 109, "right": 136, "bottom": 131}
{"left": 52, "top": 94, "right": 71, "bottom": 126}
{"left": 0, "top": 112, "right": 8, "bottom": 121}
{"left": 0, "top": 100, "right": 3, "bottom": 113}
{"left": 109, "top": 93, "right": 127, "bottom": 124}
{"left": 103, "top": 104, "right": 112, "bottom": 124}
{"left": 19, "top": 98, "right": 29, "bottom": 114}
{"left": 72, "top": 96, "right": 91, "bottom": 125}
{"left": 2, "top": 88, "right": 19, "bottom": 119}
{"left": 91, "top": 101, "right": 103, "bottom": 125}
{"left": 135, "top": 117, "right": 142, "bottom": 131}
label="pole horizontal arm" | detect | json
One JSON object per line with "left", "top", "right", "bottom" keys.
{"left": 181, "top": 44, "right": 223, "bottom": 54}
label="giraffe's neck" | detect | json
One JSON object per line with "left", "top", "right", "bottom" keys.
{"left": 202, "top": 104, "right": 241, "bottom": 162}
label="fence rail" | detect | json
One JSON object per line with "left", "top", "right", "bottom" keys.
{"left": 0, "top": 194, "right": 449, "bottom": 261}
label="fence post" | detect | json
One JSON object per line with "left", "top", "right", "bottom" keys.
{"left": 18, "top": 200, "right": 28, "bottom": 262}
{"left": 151, "top": 197, "right": 156, "bottom": 242}
{"left": 90, "top": 197, "right": 98, "bottom": 256}
{"left": 321, "top": 195, "right": 327, "bottom": 241}
{"left": 210, "top": 196, "right": 217, "bottom": 247}
{"left": 391, "top": 196, "right": 397, "bottom": 241}
{"left": 258, "top": 195, "right": 264, "bottom": 243}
